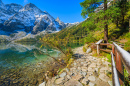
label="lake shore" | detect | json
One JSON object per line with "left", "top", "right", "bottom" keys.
{"left": 40, "top": 46, "right": 112, "bottom": 86}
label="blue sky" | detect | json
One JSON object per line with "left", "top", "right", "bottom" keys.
{"left": 3, "top": 0, "right": 85, "bottom": 23}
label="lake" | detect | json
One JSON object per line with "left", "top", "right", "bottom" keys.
{"left": 0, "top": 42, "right": 83, "bottom": 86}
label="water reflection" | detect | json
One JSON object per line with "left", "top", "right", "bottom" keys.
{"left": 0, "top": 42, "right": 83, "bottom": 86}
{"left": 0, "top": 42, "right": 60, "bottom": 74}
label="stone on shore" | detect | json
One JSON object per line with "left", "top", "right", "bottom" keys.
{"left": 55, "top": 77, "right": 64, "bottom": 84}
{"left": 64, "top": 79, "right": 83, "bottom": 86}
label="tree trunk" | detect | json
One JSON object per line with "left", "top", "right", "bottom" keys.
{"left": 129, "top": 19, "right": 130, "bottom": 32}
{"left": 104, "top": 0, "right": 108, "bottom": 43}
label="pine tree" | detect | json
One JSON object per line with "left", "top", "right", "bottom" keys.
{"left": 80, "top": 0, "right": 108, "bottom": 42}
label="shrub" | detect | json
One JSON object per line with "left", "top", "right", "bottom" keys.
{"left": 83, "top": 46, "right": 87, "bottom": 52}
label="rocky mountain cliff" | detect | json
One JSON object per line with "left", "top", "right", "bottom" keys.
{"left": 0, "top": 0, "right": 78, "bottom": 36}
{"left": 0, "top": 0, "right": 79, "bottom": 42}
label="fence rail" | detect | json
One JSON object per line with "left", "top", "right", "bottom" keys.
{"left": 111, "top": 52, "right": 120, "bottom": 86}
{"left": 95, "top": 39, "right": 130, "bottom": 86}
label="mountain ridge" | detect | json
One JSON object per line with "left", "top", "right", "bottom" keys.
{"left": 0, "top": 0, "right": 79, "bottom": 34}
{"left": 0, "top": 0, "right": 79, "bottom": 42}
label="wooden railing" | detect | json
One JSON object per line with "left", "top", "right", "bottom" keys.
{"left": 96, "top": 39, "right": 130, "bottom": 86}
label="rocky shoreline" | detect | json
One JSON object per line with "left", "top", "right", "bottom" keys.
{"left": 40, "top": 46, "right": 112, "bottom": 86}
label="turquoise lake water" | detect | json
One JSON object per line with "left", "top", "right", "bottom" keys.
{"left": 0, "top": 42, "right": 83, "bottom": 86}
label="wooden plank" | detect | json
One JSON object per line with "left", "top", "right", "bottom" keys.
{"left": 100, "top": 43, "right": 112, "bottom": 46}
{"left": 113, "top": 42, "right": 130, "bottom": 74}
{"left": 96, "top": 39, "right": 103, "bottom": 45}
{"left": 111, "top": 52, "right": 120, "bottom": 86}
{"left": 99, "top": 49, "right": 112, "bottom": 52}
{"left": 116, "top": 51, "right": 124, "bottom": 86}
{"left": 97, "top": 45, "right": 100, "bottom": 55}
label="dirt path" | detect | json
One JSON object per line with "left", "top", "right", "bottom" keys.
{"left": 39, "top": 46, "right": 112, "bottom": 86}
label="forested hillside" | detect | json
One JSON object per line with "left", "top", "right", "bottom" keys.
{"left": 42, "top": 0, "right": 130, "bottom": 51}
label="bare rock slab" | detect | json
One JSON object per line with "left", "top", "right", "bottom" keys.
{"left": 88, "top": 76, "right": 96, "bottom": 81}
{"left": 64, "top": 79, "right": 83, "bottom": 86}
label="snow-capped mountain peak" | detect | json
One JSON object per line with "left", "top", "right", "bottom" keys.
{"left": 0, "top": 0, "right": 4, "bottom": 8}
{"left": 0, "top": 0, "right": 78, "bottom": 38}
{"left": 20, "top": 3, "right": 42, "bottom": 13}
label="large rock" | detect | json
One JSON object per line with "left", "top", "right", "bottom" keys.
{"left": 64, "top": 79, "right": 83, "bottom": 86}
{"left": 55, "top": 77, "right": 64, "bottom": 85}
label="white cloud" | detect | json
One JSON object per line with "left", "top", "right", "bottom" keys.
{"left": 24, "top": 0, "right": 28, "bottom": 4}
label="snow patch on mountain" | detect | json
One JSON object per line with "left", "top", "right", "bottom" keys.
{"left": 0, "top": 0, "right": 81, "bottom": 41}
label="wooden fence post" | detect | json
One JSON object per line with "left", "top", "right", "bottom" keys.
{"left": 112, "top": 44, "right": 115, "bottom": 61}
{"left": 97, "top": 44, "right": 100, "bottom": 55}
{"left": 116, "top": 51, "right": 124, "bottom": 86}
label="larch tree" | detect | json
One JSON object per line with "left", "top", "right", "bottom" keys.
{"left": 80, "top": 0, "right": 108, "bottom": 43}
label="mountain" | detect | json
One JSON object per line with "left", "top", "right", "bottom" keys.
{"left": 0, "top": 0, "right": 80, "bottom": 42}
{"left": 0, "top": 0, "right": 78, "bottom": 36}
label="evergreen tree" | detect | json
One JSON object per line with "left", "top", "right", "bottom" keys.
{"left": 80, "top": 0, "right": 109, "bottom": 42}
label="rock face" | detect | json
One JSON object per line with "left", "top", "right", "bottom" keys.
{"left": 0, "top": 0, "right": 77, "bottom": 35}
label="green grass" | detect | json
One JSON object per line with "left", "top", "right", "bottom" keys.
{"left": 83, "top": 46, "right": 87, "bottom": 52}
{"left": 124, "top": 69, "right": 130, "bottom": 86}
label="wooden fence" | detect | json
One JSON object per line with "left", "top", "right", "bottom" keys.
{"left": 96, "top": 39, "right": 130, "bottom": 86}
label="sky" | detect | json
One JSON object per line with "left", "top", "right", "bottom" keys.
{"left": 2, "top": 0, "right": 85, "bottom": 23}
